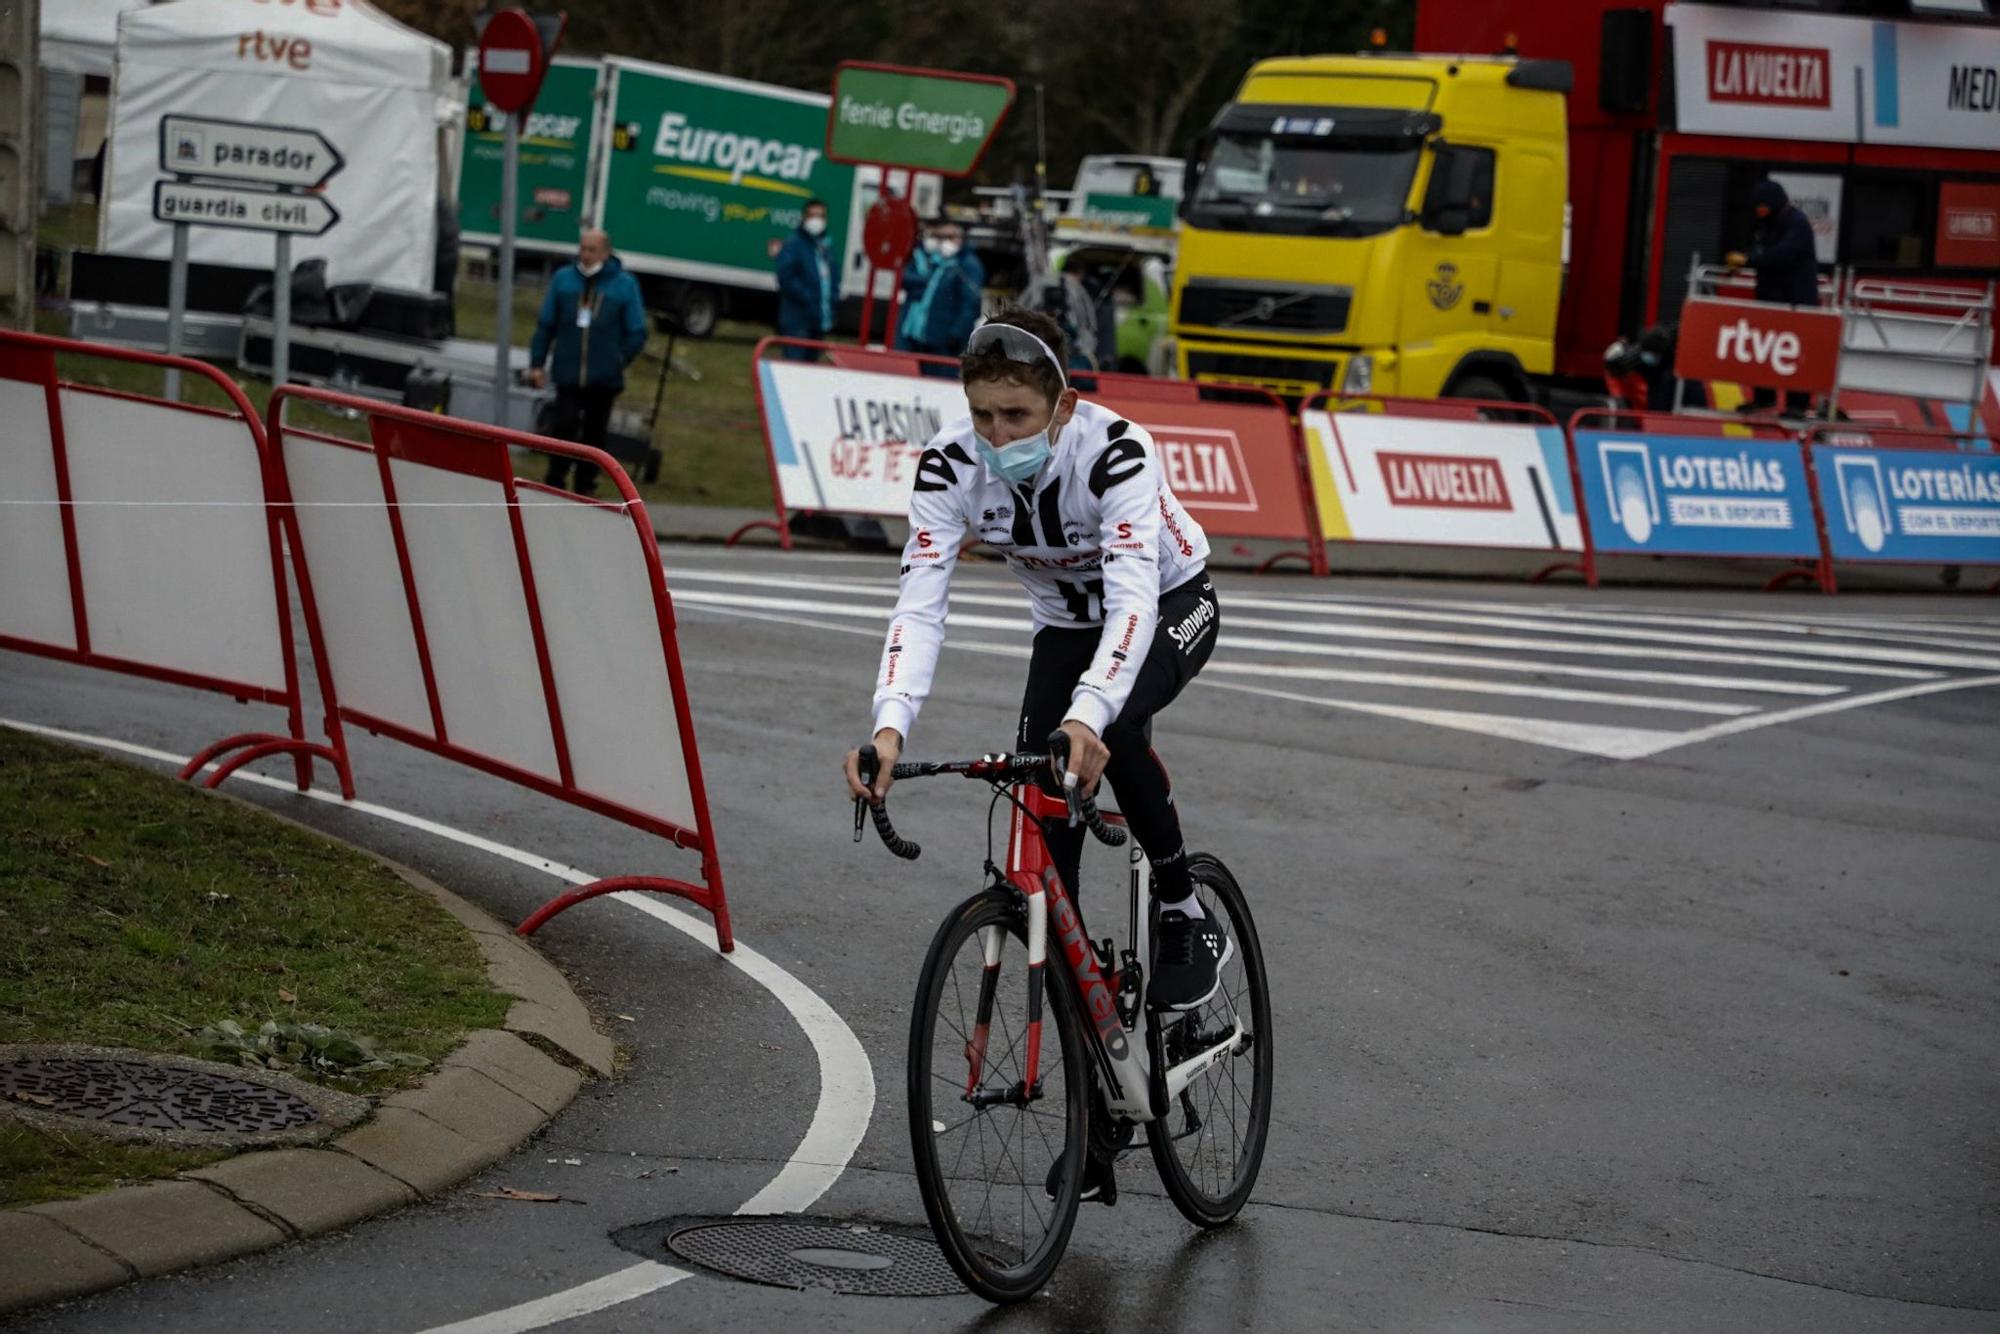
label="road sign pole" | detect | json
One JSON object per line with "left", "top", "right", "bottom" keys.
{"left": 495, "top": 113, "right": 519, "bottom": 426}
{"left": 164, "top": 222, "right": 188, "bottom": 401}
{"left": 273, "top": 232, "right": 291, "bottom": 389}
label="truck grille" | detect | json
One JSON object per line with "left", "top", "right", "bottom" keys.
{"left": 1178, "top": 281, "right": 1352, "bottom": 335}
{"left": 1185, "top": 350, "right": 1337, "bottom": 390}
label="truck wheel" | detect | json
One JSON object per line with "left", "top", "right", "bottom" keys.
{"left": 1444, "top": 373, "right": 1515, "bottom": 404}
{"left": 676, "top": 285, "right": 720, "bottom": 339}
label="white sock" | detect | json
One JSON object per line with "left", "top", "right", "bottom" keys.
{"left": 1158, "top": 894, "right": 1204, "bottom": 920}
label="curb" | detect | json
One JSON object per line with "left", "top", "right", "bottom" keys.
{"left": 0, "top": 837, "right": 609, "bottom": 1316}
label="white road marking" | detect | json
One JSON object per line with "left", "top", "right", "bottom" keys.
{"left": 0, "top": 718, "right": 877, "bottom": 1332}
{"left": 413, "top": 1262, "right": 690, "bottom": 1334}
{"left": 665, "top": 569, "right": 2000, "bottom": 674}
{"left": 667, "top": 586, "right": 1941, "bottom": 681}
{"left": 1200, "top": 661, "right": 1760, "bottom": 715}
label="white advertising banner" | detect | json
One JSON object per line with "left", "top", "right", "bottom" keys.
{"left": 757, "top": 360, "right": 970, "bottom": 516}
{"left": 1300, "top": 411, "right": 1582, "bottom": 551}
{"left": 1667, "top": 3, "right": 2000, "bottom": 153}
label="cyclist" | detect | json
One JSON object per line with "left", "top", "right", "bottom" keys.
{"left": 842, "top": 308, "right": 1229, "bottom": 1015}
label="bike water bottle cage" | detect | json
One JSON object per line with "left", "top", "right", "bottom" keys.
{"left": 965, "top": 322, "right": 1069, "bottom": 392}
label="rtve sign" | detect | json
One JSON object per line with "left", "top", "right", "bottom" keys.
{"left": 1675, "top": 298, "right": 1844, "bottom": 393}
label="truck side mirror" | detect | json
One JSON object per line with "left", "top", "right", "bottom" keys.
{"left": 1426, "top": 206, "right": 1471, "bottom": 237}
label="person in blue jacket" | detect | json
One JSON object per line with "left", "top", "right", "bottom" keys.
{"left": 1727, "top": 178, "right": 1821, "bottom": 415}
{"left": 895, "top": 226, "right": 943, "bottom": 353}
{"left": 898, "top": 222, "right": 986, "bottom": 355}
{"left": 528, "top": 230, "right": 648, "bottom": 496}
{"left": 775, "top": 199, "right": 835, "bottom": 359}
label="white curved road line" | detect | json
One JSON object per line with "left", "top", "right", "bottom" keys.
{"left": 0, "top": 718, "right": 876, "bottom": 1331}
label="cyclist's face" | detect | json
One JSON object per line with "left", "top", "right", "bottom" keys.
{"left": 966, "top": 378, "right": 1075, "bottom": 444}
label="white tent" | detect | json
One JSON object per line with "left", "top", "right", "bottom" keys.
{"left": 101, "top": 0, "right": 452, "bottom": 294}
{"left": 41, "top": 0, "right": 151, "bottom": 77}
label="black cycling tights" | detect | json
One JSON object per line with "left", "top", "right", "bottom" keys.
{"left": 1016, "top": 572, "right": 1219, "bottom": 908}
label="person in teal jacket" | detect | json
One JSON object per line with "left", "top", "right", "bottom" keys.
{"left": 899, "top": 222, "right": 985, "bottom": 355}
{"left": 528, "top": 230, "right": 648, "bottom": 496}
{"left": 774, "top": 199, "right": 835, "bottom": 360}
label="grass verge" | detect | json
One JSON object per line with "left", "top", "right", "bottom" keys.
{"left": 0, "top": 728, "right": 511, "bottom": 1207}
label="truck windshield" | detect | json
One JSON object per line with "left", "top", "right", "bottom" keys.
{"left": 1189, "top": 132, "right": 1420, "bottom": 237}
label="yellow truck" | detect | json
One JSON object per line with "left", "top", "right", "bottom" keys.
{"left": 1172, "top": 51, "right": 1572, "bottom": 402}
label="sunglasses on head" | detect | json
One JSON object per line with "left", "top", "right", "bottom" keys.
{"left": 963, "top": 322, "right": 1067, "bottom": 391}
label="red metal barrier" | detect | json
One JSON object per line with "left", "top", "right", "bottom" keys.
{"left": 746, "top": 336, "right": 1327, "bottom": 575}
{"left": 267, "top": 386, "right": 733, "bottom": 951}
{"left": 0, "top": 329, "right": 350, "bottom": 796}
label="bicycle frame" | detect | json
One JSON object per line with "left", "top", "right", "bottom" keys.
{"left": 993, "top": 784, "right": 1247, "bottom": 1126}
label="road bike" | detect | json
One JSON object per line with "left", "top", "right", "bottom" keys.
{"left": 853, "top": 734, "right": 1273, "bottom": 1303}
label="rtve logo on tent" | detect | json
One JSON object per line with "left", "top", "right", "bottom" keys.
{"left": 1675, "top": 299, "right": 1842, "bottom": 393}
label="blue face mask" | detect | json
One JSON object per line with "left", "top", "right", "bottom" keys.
{"left": 975, "top": 414, "right": 1056, "bottom": 485}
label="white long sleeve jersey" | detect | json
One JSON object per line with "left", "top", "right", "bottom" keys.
{"left": 872, "top": 398, "right": 1211, "bottom": 741}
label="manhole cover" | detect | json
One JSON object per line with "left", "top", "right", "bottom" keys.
{"left": 0, "top": 1056, "right": 320, "bottom": 1134}
{"left": 665, "top": 1218, "right": 964, "bottom": 1297}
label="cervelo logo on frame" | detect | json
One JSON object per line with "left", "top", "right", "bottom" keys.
{"left": 1375, "top": 451, "right": 1512, "bottom": 511}
{"left": 1706, "top": 39, "right": 1831, "bottom": 107}
{"left": 1155, "top": 428, "right": 1258, "bottom": 511}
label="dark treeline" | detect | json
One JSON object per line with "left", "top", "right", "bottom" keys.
{"left": 383, "top": 0, "right": 1416, "bottom": 188}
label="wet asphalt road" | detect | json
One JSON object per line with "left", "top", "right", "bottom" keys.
{"left": 4, "top": 547, "right": 1998, "bottom": 1332}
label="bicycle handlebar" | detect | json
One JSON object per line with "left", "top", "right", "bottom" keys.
{"left": 852, "top": 733, "right": 1127, "bottom": 863}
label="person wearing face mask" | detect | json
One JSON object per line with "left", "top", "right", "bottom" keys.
{"left": 895, "top": 225, "right": 946, "bottom": 353}
{"left": 775, "top": 198, "right": 836, "bottom": 359}
{"left": 842, "top": 311, "right": 1227, "bottom": 1173}
{"left": 527, "top": 229, "right": 649, "bottom": 496}
{"left": 928, "top": 224, "right": 988, "bottom": 355}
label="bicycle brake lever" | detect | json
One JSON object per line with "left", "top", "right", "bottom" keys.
{"left": 854, "top": 744, "right": 877, "bottom": 843}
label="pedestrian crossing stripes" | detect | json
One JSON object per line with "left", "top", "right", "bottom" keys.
{"left": 662, "top": 557, "right": 2000, "bottom": 760}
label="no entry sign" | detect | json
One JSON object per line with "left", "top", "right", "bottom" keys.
{"left": 477, "top": 9, "right": 568, "bottom": 114}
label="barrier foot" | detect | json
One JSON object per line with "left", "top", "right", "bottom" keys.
{"left": 724, "top": 519, "right": 789, "bottom": 550}
{"left": 178, "top": 733, "right": 349, "bottom": 794}
{"left": 1252, "top": 549, "right": 1315, "bottom": 575}
{"left": 517, "top": 875, "right": 735, "bottom": 953}
{"left": 1763, "top": 567, "right": 1822, "bottom": 593}
{"left": 1529, "top": 560, "right": 1588, "bottom": 585}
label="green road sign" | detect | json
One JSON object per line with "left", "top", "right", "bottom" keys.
{"left": 459, "top": 58, "right": 599, "bottom": 250}
{"left": 827, "top": 63, "right": 1014, "bottom": 177}
{"left": 597, "top": 60, "right": 856, "bottom": 287}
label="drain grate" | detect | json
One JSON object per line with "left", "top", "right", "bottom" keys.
{"left": 665, "top": 1218, "right": 964, "bottom": 1298}
{"left": 0, "top": 1056, "right": 320, "bottom": 1134}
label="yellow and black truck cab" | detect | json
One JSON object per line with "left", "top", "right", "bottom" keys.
{"left": 1172, "top": 52, "right": 1570, "bottom": 402}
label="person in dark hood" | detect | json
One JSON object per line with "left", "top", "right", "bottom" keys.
{"left": 528, "top": 229, "right": 648, "bottom": 496}
{"left": 1727, "top": 178, "right": 1821, "bottom": 414}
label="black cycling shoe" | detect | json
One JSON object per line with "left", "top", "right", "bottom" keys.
{"left": 1044, "top": 1150, "right": 1117, "bottom": 1206}
{"left": 1149, "top": 909, "right": 1233, "bottom": 1010}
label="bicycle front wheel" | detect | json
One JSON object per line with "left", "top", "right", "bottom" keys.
{"left": 908, "top": 888, "right": 1089, "bottom": 1303}
{"left": 1148, "top": 853, "right": 1274, "bottom": 1227}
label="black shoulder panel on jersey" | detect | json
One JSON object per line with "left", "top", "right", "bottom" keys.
{"left": 942, "top": 442, "right": 974, "bottom": 466}
{"left": 1088, "top": 437, "right": 1147, "bottom": 497}
{"left": 914, "top": 448, "right": 958, "bottom": 493}
{"left": 1106, "top": 419, "right": 1130, "bottom": 441}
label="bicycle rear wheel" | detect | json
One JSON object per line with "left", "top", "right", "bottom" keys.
{"left": 1148, "top": 853, "right": 1273, "bottom": 1226}
{"left": 908, "top": 888, "right": 1089, "bottom": 1303}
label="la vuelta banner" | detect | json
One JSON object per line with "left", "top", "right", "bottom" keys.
{"left": 1573, "top": 430, "right": 1821, "bottom": 558}
{"left": 755, "top": 359, "right": 1314, "bottom": 541}
{"left": 1810, "top": 442, "right": 2000, "bottom": 563}
{"left": 1298, "top": 410, "right": 1581, "bottom": 550}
